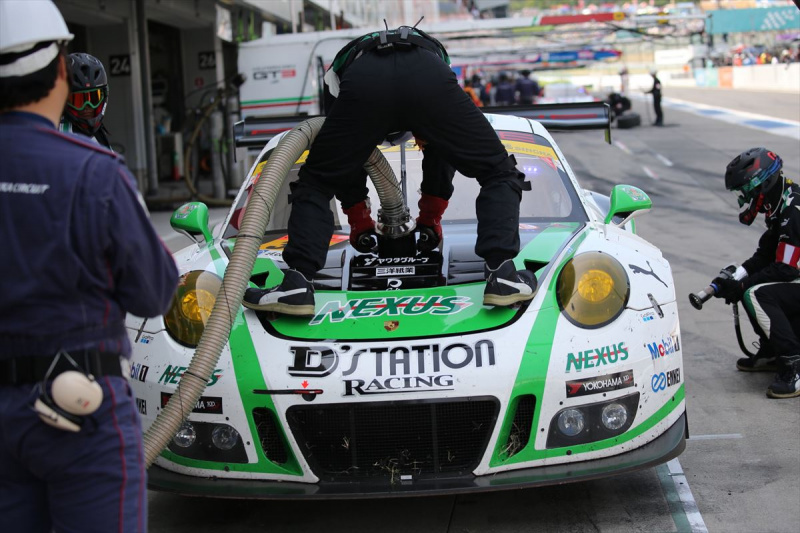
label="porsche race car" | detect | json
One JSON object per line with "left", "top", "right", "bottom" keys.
{"left": 129, "top": 102, "right": 686, "bottom": 498}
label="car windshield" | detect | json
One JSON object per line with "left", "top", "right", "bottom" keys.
{"left": 223, "top": 132, "right": 585, "bottom": 239}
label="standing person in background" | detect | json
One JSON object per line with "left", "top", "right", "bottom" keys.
{"left": 474, "top": 74, "right": 490, "bottom": 107}
{"left": 61, "top": 53, "right": 111, "bottom": 149}
{"left": 645, "top": 69, "right": 663, "bottom": 126}
{"left": 0, "top": 2, "right": 179, "bottom": 532}
{"left": 514, "top": 69, "right": 539, "bottom": 105}
{"left": 463, "top": 78, "right": 483, "bottom": 107}
{"left": 494, "top": 72, "right": 515, "bottom": 106}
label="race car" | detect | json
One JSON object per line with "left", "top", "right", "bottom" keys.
{"left": 129, "top": 102, "right": 686, "bottom": 498}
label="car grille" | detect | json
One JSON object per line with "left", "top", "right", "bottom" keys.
{"left": 286, "top": 397, "right": 499, "bottom": 482}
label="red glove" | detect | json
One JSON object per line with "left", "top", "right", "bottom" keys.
{"left": 342, "top": 200, "right": 376, "bottom": 253}
{"left": 416, "top": 193, "right": 449, "bottom": 252}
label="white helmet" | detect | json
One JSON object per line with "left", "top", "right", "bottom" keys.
{"left": 0, "top": 0, "right": 73, "bottom": 77}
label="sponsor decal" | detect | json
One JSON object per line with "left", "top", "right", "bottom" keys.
{"left": 158, "top": 365, "right": 223, "bottom": 386}
{"left": 641, "top": 312, "right": 655, "bottom": 323}
{"left": 173, "top": 203, "right": 197, "bottom": 220}
{"left": 376, "top": 266, "right": 415, "bottom": 276}
{"left": 135, "top": 398, "right": 147, "bottom": 415}
{"left": 384, "top": 320, "right": 400, "bottom": 332}
{"left": 130, "top": 363, "right": 149, "bottom": 382}
{"left": 565, "top": 342, "right": 629, "bottom": 373}
{"left": 651, "top": 368, "right": 681, "bottom": 392}
{"left": 386, "top": 278, "right": 403, "bottom": 289}
{"left": 139, "top": 335, "right": 153, "bottom": 344}
{"left": 361, "top": 256, "right": 430, "bottom": 266}
{"left": 628, "top": 261, "right": 668, "bottom": 288}
{"left": 647, "top": 335, "right": 680, "bottom": 360}
{"left": 309, "top": 295, "right": 472, "bottom": 326}
{"left": 0, "top": 182, "right": 50, "bottom": 195}
{"left": 565, "top": 370, "right": 635, "bottom": 398}
{"left": 287, "top": 340, "right": 495, "bottom": 396}
{"left": 161, "top": 393, "right": 223, "bottom": 414}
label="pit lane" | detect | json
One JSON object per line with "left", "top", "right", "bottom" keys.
{"left": 148, "top": 87, "right": 799, "bottom": 532}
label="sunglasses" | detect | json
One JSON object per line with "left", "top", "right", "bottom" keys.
{"left": 67, "top": 88, "right": 105, "bottom": 111}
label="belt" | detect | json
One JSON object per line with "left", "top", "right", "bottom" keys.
{"left": 0, "top": 350, "right": 124, "bottom": 386}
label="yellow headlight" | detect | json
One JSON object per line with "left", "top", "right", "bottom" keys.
{"left": 165, "top": 271, "right": 222, "bottom": 347}
{"left": 557, "top": 253, "right": 629, "bottom": 328}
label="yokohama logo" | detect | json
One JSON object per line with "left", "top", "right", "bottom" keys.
{"left": 565, "top": 370, "right": 635, "bottom": 398}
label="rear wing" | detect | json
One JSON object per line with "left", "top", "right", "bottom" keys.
{"left": 234, "top": 101, "right": 611, "bottom": 149}
{"left": 484, "top": 101, "right": 611, "bottom": 143}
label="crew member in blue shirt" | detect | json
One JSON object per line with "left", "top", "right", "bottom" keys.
{"left": 0, "top": 2, "right": 178, "bottom": 531}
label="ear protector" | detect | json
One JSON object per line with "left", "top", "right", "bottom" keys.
{"left": 32, "top": 352, "right": 104, "bottom": 432}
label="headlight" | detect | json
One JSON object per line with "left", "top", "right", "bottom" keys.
{"left": 164, "top": 270, "right": 222, "bottom": 347}
{"left": 547, "top": 393, "right": 639, "bottom": 449}
{"left": 601, "top": 402, "right": 628, "bottom": 430}
{"left": 212, "top": 425, "right": 240, "bottom": 451}
{"left": 167, "top": 422, "right": 248, "bottom": 463}
{"left": 173, "top": 422, "right": 196, "bottom": 448}
{"left": 557, "top": 409, "right": 585, "bottom": 436}
{"left": 556, "top": 252, "right": 629, "bottom": 328}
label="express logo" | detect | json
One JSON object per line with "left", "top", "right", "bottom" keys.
{"left": 287, "top": 340, "right": 495, "bottom": 396}
{"left": 158, "top": 365, "right": 223, "bottom": 386}
{"left": 647, "top": 335, "right": 680, "bottom": 360}
{"left": 139, "top": 335, "right": 153, "bottom": 344}
{"left": 651, "top": 368, "right": 681, "bottom": 392}
{"left": 309, "top": 295, "right": 472, "bottom": 326}
{"left": 565, "top": 370, "right": 635, "bottom": 398}
{"left": 565, "top": 342, "right": 628, "bottom": 373}
{"left": 642, "top": 312, "right": 655, "bottom": 323}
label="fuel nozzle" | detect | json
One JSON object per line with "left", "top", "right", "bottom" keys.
{"left": 689, "top": 264, "right": 745, "bottom": 310}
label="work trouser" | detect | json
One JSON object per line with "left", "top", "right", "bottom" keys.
{"left": 283, "top": 46, "right": 525, "bottom": 278}
{"left": 743, "top": 280, "right": 800, "bottom": 357}
{"left": 653, "top": 94, "right": 663, "bottom": 124}
{"left": 0, "top": 376, "right": 147, "bottom": 533}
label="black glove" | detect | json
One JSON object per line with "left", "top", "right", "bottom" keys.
{"left": 713, "top": 278, "right": 744, "bottom": 304}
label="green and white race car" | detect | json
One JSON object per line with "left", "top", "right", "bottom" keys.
{"left": 128, "top": 103, "right": 685, "bottom": 498}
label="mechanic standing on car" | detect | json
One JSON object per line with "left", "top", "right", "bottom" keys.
{"left": 645, "top": 69, "right": 663, "bottom": 126}
{"left": 60, "top": 52, "right": 112, "bottom": 150}
{"left": 0, "top": 2, "right": 178, "bottom": 532}
{"left": 242, "top": 24, "right": 536, "bottom": 316}
{"left": 712, "top": 148, "right": 800, "bottom": 398}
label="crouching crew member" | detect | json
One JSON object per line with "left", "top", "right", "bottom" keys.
{"left": 0, "top": 2, "right": 179, "bottom": 532}
{"left": 714, "top": 148, "right": 800, "bottom": 398}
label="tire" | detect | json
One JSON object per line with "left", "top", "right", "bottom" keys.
{"left": 616, "top": 112, "right": 641, "bottom": 129}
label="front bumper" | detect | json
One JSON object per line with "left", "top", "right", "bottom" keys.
{"left": 147, "top": 412, "right": 686, "bottom": 499}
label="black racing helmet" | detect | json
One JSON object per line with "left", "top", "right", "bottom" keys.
{"left": 724, "top": 147, "right": 783, "bottom": 225}
{"left": 64, "top": 53, "right": 108, "bottom": 136}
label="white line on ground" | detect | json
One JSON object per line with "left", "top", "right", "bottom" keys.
{"left": 667, "top": 458, "right": 709, "bottom": 533}
{"left": 655, "top": 153, "right": 673, "bottom": 167}
{"left": 687, "top": 433, "right": 743, "bottom": 441}
{"left": 614, "top": 140, "right": 632, "bottom": 155}
{"left": 642, "top": 165, "right": 658, "bottom": 180}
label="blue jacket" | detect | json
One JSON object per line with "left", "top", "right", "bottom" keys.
{"left": 0, "top": 112, "right": 178, "bottom": 358}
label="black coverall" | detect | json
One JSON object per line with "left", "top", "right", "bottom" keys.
{"left": 647, "top": 74, "right": 663, "bottom": 125}
{"left": 740, "top": 182, "right": 800, "bottom": 358}
{"left": 283, "top": 35, "right": 526, "bottom": 278}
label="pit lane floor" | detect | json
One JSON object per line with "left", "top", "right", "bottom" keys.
{"left": 147, "top": 87, "right": 799, "bottom": 532}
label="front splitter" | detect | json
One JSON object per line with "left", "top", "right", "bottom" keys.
{"left": 148, "top": 412, "right": 686, "bottom": 499}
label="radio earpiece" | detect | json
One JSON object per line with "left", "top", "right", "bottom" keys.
{"left": 32, "top": 351, "right": 104, "bottom": 432}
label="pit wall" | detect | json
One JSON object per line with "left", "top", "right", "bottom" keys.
{"left": 550, "top": 63, "right": 800, "bottom": 95}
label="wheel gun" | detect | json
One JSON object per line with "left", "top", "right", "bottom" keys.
{"left": 688, "top": 264, "right": 746, "bottom": 310}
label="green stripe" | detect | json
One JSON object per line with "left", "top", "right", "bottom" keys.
{"left": 491, "top": 227, "right": 685, "bottom": 465}
{"left": 161, "top": 244, "right": 302, "bottom": 475}
{"left": 241, "top": 96, "right": 315, "bottom": 105}
{"left": 656, "top": 462, "right": 693, "bottom": 532}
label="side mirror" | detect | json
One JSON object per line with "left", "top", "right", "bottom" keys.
{"left": 604, "top": 185, "right": 652, "bottom": 227}
{"left": 170, "top": 202, "right": 212, "bottom": 244}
